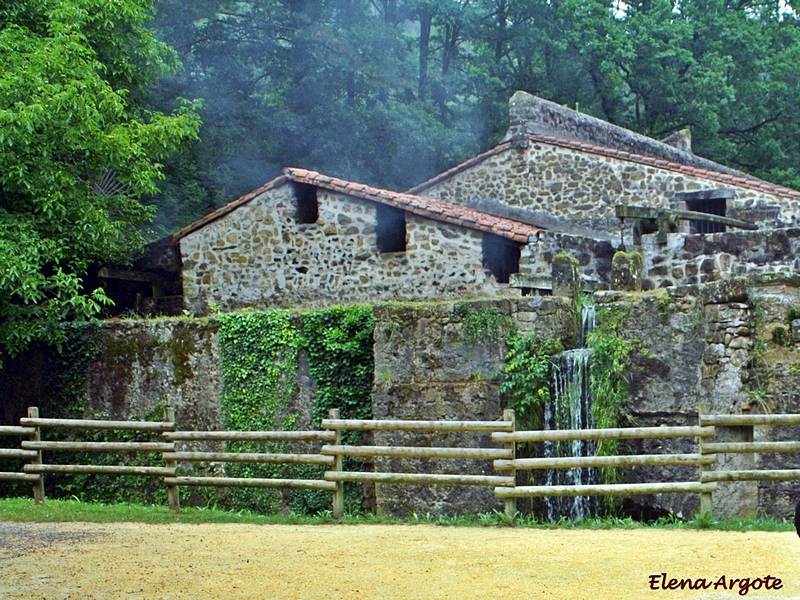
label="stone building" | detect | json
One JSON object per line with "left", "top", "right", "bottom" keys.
{"left": 141, "top": 90, "right": 800, "bottom": 314}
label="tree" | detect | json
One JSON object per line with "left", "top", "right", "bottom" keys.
{"left": 0, "top": 0, "right": 201, "bottom": 362}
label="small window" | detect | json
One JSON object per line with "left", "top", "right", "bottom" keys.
{"left": 376, "top": 204, "right": 406, "bottom": 253}
{"left": 678, "top": 189, "right": 733, "bottom": 234}
{"left": 294, "top": 182, "right": 318, "bottom": 224}
{"left": 686, "top": 198, "right": 726, "bottom": 233}
{"left": 482, "top": 233, "right": 520, "bottom": 284}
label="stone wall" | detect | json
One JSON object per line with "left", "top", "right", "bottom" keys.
{"left": 4, "top": 284, "right": 800, "bottom": 519}
{"left": 598, "top": 277, "right": 800, "bottom": 519}
{"left": 639, "top": 228, "right": 800, "bottom": 290}
{"left": 370, "top": 297, "right": 574, "bottom": 516}
{"left": 519, "top": 231, "right": 616, "bottom": 290}
{"left": 179, "top": 184, "right": 517, "bottom": 315}
{"left": 418, "top": 143, "right": 796, "bottom": 235}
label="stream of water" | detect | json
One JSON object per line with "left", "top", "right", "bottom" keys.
{"left": 544, "top": 304, "right": 599, "bottom": 521}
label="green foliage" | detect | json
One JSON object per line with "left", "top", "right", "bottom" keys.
{"left": 453, "top": 303, "right": 513, "bottom": 345}
{"left": 218, "top": 310, "right": 302, "bottom": 512}
{"left": 499, "top": 333, "right": 563, "bottom": 431}
{"left": 301, "top": 306, "right": 375, "bottom": 513}
{"left": 0, "top": 0, "right": 201, "bottom": 363}
{"left": 2, "top": 498, "right": 795, "bottom": 532}
{"left": 587, "top": 308, "right": 633, "bottom": 494}
{"left": 301, "top": 306, "right": 375, "bottom": 426}
{"left": 215, "top": 306, "right": 375, "bottom": 514}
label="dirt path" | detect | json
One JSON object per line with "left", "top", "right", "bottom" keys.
{"left": 0, "top": 522, "right": 798, "bottom": 599}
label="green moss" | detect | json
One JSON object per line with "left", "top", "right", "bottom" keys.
{"left": 452, "top": 301, "right": 513, "bottom": 344}
{"left": 165, "top": 323, "right": 198, "bottom": 385}
{"left": 587, "top": 306, "right": 633, "bottom": 511}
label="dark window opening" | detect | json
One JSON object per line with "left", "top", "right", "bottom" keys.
{"left": 376, "top": 204, "right": 406, "bottom": 253}
{"left": 685, "top": 197, "right": 727, "bottom": 234}
{"left": 294, "top": 182, "right": 318, "bottom": 224}
{"left": 482, "top": 233, "right": 520, "bottom": 284}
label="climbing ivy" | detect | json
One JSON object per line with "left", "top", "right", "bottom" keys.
{"left": 215, "top": 306, "right": 375, "bottom": 514}
{"left": 301, "top": 306, "right": 375, "bottom": 426}
{"left": 219, "top": 310, "right": 302, "bottom": 433}
{"left": 300, "top": 306, "right": 375, "bottom": 513}
{"left": 217, "top": 310, "right": 303, "bottom": 512}
{"left": 452, "top": 302, "right": 513, "bottom": 344}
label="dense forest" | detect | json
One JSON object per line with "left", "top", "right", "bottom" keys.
{"left": 2, "top": 0, "right": 800, "bottom": 360}
{"left": 145, "top": 0, "right": 800, "bottom": 236}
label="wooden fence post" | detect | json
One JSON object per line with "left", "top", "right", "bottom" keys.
{"left": 503, "top": 409, "right": 517, "bottom": 519}
{"left": 329, "top": 408, "right": 343, "bottom": 519}
{"left": 698, "top": 403, "right": 713, "bottom": 515}
{"left": 28, "top": 407, "right": 45, "bottom": 504}
{"left": 164, "top": 407, "right": 180, "bottom": 512}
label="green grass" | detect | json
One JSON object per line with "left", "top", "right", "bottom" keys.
{"left": 0, "top": 498, "right": 795, "bottom": 532}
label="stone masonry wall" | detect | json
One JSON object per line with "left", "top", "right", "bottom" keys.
{"left": 418, "top": 144, "right": 797, "bottom": 234}
{"left": 370, "top": 297, "right": 575, "bottom": 516}
{"left": 639, "top": 228, "right": 800, "bottom": 290}
{"left": 520, "top": 231, "right": 616, "bottom": 290}
{"left": 179, "top": 184, "right": 517, "bottom": 315}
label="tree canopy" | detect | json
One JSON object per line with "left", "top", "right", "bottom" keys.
{"left": 146, "top": 0, "right": 800, "bottom": 234}
{"left": 0, "top": 0, "right": 200, "bottom": 361}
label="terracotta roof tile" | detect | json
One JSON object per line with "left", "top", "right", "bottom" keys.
{"left": 284, "top": 168, "right": 540, "bottom": 243}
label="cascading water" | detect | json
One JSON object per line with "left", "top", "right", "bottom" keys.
{"left": 544, "top": 304, "right": 599, "bottom": 521}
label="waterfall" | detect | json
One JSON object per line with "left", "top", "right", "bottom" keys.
{"left": 544, "top": 304, "right": 599, "bottom": 521}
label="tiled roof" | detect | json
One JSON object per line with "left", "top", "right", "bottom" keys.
{"left": 283, "top": 168, "right": 541, "bottom": 244}
{"left": 173, "top": 168, "right": 541, "bottom": 244}
{"left": 408, "top": 135, "right": 800, "bottom": 202}
{"left": 173, "top": 176, "right": 288, "bottom": 242}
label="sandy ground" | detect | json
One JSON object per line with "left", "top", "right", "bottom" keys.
{"left": 0, "top": 522, "right": 798, "bottom": 600}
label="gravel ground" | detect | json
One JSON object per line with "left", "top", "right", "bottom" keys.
{"left": 0, "top": 521, "right": 798, "bottom": 599}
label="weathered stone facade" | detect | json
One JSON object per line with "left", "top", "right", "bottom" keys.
{"left": 179, "top": 184, "right": 519, "bottom": 315}
{"left": 370, "top": 297, "right": 574, "bottom": 516}
{"left": 415, "top": 142, "right": 797, "bottom": 235}
{"left": 640, "top": 228, "right": 800, "bottom": 290}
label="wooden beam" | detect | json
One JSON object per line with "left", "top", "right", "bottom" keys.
{"left": 97, "top": 267, "right": 157, "bottom": 283}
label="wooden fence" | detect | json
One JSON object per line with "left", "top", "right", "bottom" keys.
{"left": 0, "top": 408, "right": 43, "bottom": 502}
{"left": 1, "top": 405, "right": 798, "bottom": 517}
{"left": 162, "top": 416, "right": 337, "bottom": 514}
{"left": 320, "top": 408, "right": 517, "bottom": 516}
{"left": 18, "top": 407, "right": 178, "bottom": 507}
{"left": 492, "top": 422, "right": 718, "bottom": 515}
{"left": 698, "top": 410, "right": 800, "bottom": 484}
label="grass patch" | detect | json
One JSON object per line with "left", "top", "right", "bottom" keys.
{"left": 0, "top": 498, "right": 795, "bottom": 533}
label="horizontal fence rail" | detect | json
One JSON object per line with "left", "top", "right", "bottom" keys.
{"left": 699, "top": 411, "right": 800, "bottom": 485}
{"left": 492, "top": 426, "right": 715, "bottom": 444}
{"left": 20, "top": 407, "right": 178, "bottom": 508}
{"left": 492, "top": 416, "right": 717, "bottom": 514}
{"left": 321, "top": 409, "right": 516, "bottom": 515}
{"left": 0, "top": 421, "right": 42, "bottom": 489}
{"left": 3, "top": 405, "right": 799, "bottom": 518}
{"left": 19, "top": 418, "right": 176, "bottom": 432}
{"left": 321, "top": 419, "right": 513, "bottom": 432}
{"left": 161, "top": 420, "right": 339, "bottom": 514}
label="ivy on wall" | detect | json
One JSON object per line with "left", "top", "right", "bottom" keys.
{"left": 216, "top": 305, "right": 375, "bottom": 514}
